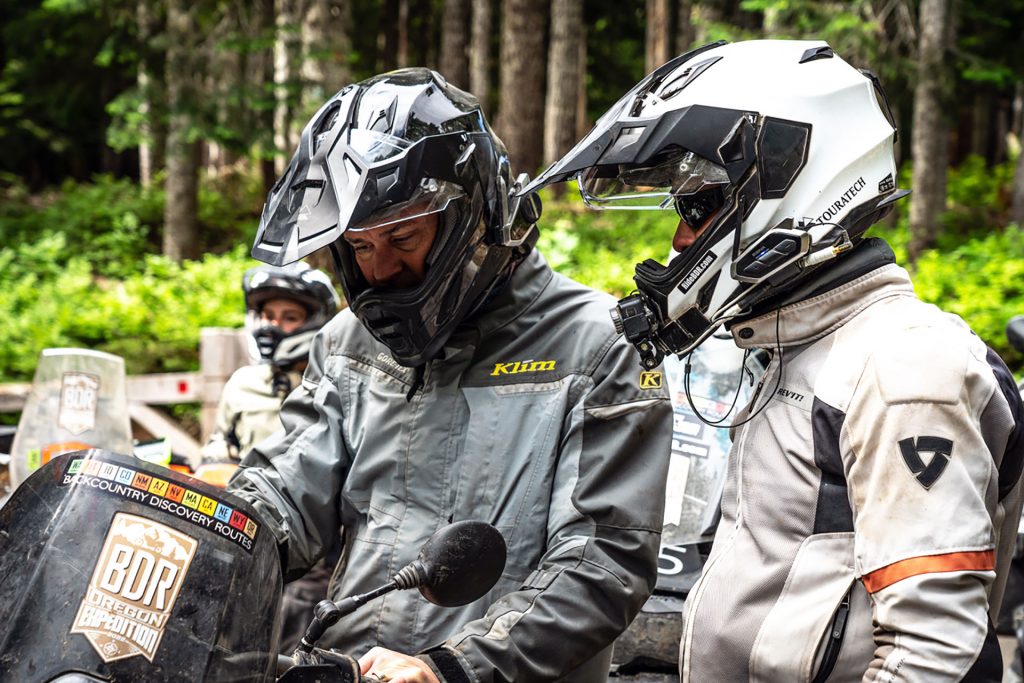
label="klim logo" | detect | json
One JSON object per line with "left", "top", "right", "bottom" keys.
{"left": 640, "top": 371, "right": 663, "bottom": 389}
{"left": 491, "top": 359, "right": 556, "bottom": 376}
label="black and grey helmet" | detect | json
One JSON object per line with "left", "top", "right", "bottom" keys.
{"left": 243, "top": 263, "right": 339, "bottom": 371}
{"left": 252, "top": 68, "right": 540, "bottom": 367}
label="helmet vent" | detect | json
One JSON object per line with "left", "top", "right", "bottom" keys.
{"left": 799, "top": 46, "right": 834, "bottom": 63}
{"left": 659, "top": 56, "right": 722, "bottom": 100}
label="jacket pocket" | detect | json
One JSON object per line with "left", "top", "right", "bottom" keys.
{"left": 749, "top": 533, "right": 855, "bottom": 683}
{"left": 454, "top": 382, "right": 569, "bottom": 569}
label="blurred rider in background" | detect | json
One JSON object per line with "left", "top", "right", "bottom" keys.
{"left": 200, "top": 262, "right": 338, "bottom": 463}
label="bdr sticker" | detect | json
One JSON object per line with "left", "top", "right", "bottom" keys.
{"left": 71, "top": 512, "right": 198, "bottom": 662}
{"left": 58, "top": 372, "right": 100, "bottom": 435}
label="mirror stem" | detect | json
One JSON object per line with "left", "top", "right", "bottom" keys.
{"left": 295, "top": 581, "right": 398, "bottom": 654}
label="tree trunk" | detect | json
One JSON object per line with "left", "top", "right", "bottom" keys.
{"left": 969, "top": 92, "right": 990, "bottom": 161}
{"left": 164, "top": 0, "right": 200, "bottom": 262}
{"left": 413, "top": 0, "right": 438, "bottom": 69}
{"left": 439, "top": 0, "right": 470, "bottom": 88}
{"left": 692, "top": 0, "right": 727, "bottom": 44}
{"left": 397, "top": 0, "right": 410, "bottom": 67}
{"left": 469, "top": 0, "right": 493, "bottom": 113}
{"left": 675, "top": 0, "right": 695, "bottom": 55}
{"left": 250, "top": 0, "right": 278, "bottom": 195}
{"left": 576, "top": 18, "right": 588, "bottom": 140}
{"left": 302, "top": 0, "right": 352, "bottom": 115}
{"left": 137, "top": 0, "right": 165, "bottom": 187}
{"left": 205, "top": 5, "right": 234, "bottom": 177}
{"left": 377, "top": 0, "right": 399, "bottom": 71}
{"left": 1014, "top": 83, "right": 1024, "bottom": 139}
{"left": 646, "top": 0, "right": 671, "bottom": 73}
{"left": 275, "top": 0, "right": 304, "bottom": 175}
{"left": 993, "top": 99, "right": 1010, "bottom": 164}
{"left": 908, "top": 0, "right": 950, "bottom": 261}
{"left": 1012, "top": 89, "right": 1024, "bottom": 225}
{"left": 544, "top": 0, "right": 583, "bottom": 192}
{"left": 496, "top": 0, "right": 547, "bottom": 175}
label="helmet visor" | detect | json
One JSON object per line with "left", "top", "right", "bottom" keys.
{"left": 578, "top": 150, "right": 730, "bottom": 210}
{"left": 347, "top": 128, "right": 413, "bottom": 163}
{"left": 350, "top": 178, "right": 465, "bottom": 232}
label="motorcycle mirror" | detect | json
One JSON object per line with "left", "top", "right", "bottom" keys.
{"left": 415, "top": 520, "right": 507, "bottom": 607}
{"left": 294, "top": 521, "right": 506, "bottom": 654}
{"left": 1008, "top": 315, "right": 1024, "bottom": 354}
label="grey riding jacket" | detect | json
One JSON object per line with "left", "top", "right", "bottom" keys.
{"left": 228, "top": 250, "right": 673, "bottom": 682}
{"left": 681, "top": 245, "right": 1024, "bottom": 682}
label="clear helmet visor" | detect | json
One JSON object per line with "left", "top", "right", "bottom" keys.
{"left": 578, "top": 150, "right": 730, "bottom": 219}
{"left": 350, "top": 177, "right": 465, "bottom": 233}
{"left": 346, "top": 128, "right": 413, "bottom": 163}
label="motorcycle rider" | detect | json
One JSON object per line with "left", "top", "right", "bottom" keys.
{"left": 201, "top": 262, "right": 339, "bottom": 463}
{"left": 525, "top": 40, "right": 1024, "bottom": 680}
{"left": 227, "top": 68, "right": 672, "bottom": 682}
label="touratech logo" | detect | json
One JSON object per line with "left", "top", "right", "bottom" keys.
{"left": 640, "top": 371, "right": 663, "bottom": 389}
{"left": 816, "top": 176, "right": 866, "bottom": 225}
{"left": 491, "top": 359, "right": 556, "bottom": 376}
{"left": 71, "top": 513, "right": 197, "bottom": 662}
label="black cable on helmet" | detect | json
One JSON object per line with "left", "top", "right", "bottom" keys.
{"left": 683, "top": 306, "right": 784, "bottom": 429}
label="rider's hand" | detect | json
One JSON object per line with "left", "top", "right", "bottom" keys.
{"left": 359, "top": 647, "right": 440, "bottom": 683}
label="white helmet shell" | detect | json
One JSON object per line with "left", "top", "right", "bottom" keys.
{"left": 526, "top": 40, "right": 906, "bottom": 365}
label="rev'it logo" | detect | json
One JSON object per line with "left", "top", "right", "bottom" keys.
{"left": 899, "top": 436, "right": 954, "bottom": 489}
{"left": 491, "top": 359, "right": 556, "bottom": 376}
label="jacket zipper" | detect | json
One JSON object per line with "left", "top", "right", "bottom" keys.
{"left": 811, "top": 588, "right": 851, "bottom": 683}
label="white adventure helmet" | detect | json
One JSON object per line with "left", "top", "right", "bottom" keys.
{"left": 523, "top": 40, "right": 908, "bottom": 367}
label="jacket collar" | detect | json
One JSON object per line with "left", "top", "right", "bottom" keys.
{"left": 437, "top": 249, "right": 553, "bottom": 358}
{"left": 729, "top": 245, "right": 915, "bottom": 350}
{"left": 471, "top": 248, "right": 553, "bottom": 336}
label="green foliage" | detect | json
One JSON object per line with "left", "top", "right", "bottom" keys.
{"left": 0, "top": 172, "right": 264, "bottom": 278}
{"left": 911, "top": 227, "right": 1024, "bottom": 372}
{"left": 537, "top": 190, "right": 678, "bottom": 298}
{"left": 0, "top": 241, "right": 250, "bottom": 382}
{"left": 0, "top": 175, "right": 161, "bottom": 278}
{"left": 0, "top": 171, "right": 265, "bottom": 382}
{"left": 0, "top": 0, "right": 135, "bottom": 182}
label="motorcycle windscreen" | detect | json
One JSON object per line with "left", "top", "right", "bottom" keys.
{"left": 0, "top": 450, "right": 282, "bottom": 683}
{"left": 9, "top": 348, "right": 134, "bottom": 490}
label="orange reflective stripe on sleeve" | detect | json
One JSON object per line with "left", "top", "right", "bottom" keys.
{"left": 861, "top": 550, "right": 995, "bottom": 594}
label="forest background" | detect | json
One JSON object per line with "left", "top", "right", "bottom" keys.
{"left": 2, "top": 0, "right": 1024, "bottom": 432}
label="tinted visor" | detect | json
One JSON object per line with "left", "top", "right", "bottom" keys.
{"left": 674, "top": 186, "right": 725, "bottom": 228}
{"left": 578, "top": 150, "right": 730, "bottom": 211}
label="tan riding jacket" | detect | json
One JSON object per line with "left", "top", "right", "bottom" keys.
{"left": 681, "top": 250, "right": 1024, "bottom": 682}
{"left": 200, "top": 364, "right": 299, "bottom": 463}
